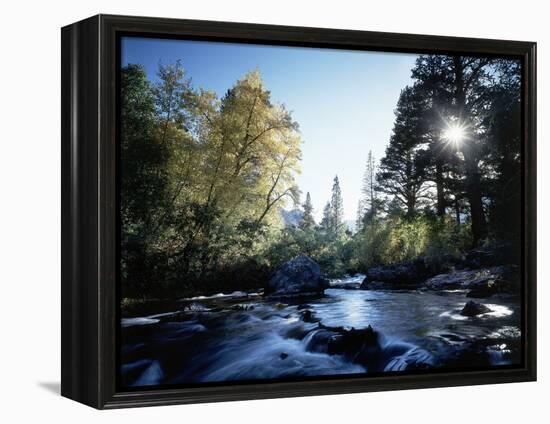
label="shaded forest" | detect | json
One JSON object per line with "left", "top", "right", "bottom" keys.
{"left": 120, "top": 55, "right": 521, "bottom": 300}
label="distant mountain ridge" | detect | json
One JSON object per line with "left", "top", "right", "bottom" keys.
{"left": 280, "top": 208, "right": 304, "bottom": 228}
{"left": 280, "top": 208, "right": 355, "bottom": 232}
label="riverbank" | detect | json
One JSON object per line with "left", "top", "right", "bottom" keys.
{"left": 122, "top": 244, "right": 520, "bottom": 316}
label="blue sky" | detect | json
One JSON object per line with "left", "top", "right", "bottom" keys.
{"left": 122, "top": 37, "right": 418, "bottom": 223}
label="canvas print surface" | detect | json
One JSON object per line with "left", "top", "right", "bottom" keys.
{"left": 119, "top": 36, "right": 523, "bottom": 388}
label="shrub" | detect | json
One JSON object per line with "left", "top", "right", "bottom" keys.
{"left": 354, "top": 215, "right": 471, "bottom": 270}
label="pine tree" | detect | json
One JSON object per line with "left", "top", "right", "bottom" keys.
{"left": 358, "top": 151, "right": 379, "bottom": 229}
{"left": 376, "top": 86, "right": 430, "bottom": 217}
{"left": 355, "top": 200, "right": 365, "bottom": 232}
{"left": 330, "top": 176, "right": 345, "bottom": 234}
{"left": 411, "top": 55, "right": 492, "bottom": 243}
{"left": 320, "top": 201, "right": 332, "bottom": 230}
{"left": 300, "top": 192, "right": 316, "bottom": 230}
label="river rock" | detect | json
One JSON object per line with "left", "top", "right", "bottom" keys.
{"left": 303, "top": 328, "right": 338, "bottom": 354}
{"left": 325, "top": 325, "right": 390, "bottom": 370}
{"left": 231, "top": 304, "right": 255, "bottom": 311}
{"left": 383, "top": 347, "right": 435, "bottom": 371}
{"left": 467, "top": 277, "right": 515, "bottom": 298}
{"left": 442, "top": 336, "right": 521, "bottom": 369}
{"left": 300, "top": 309, "right": 320, "bottom": 323}
{"left": 460, "top": 300, "right": 492, "bottom": 317}
{"left": 423, "top": 269, "right": 481, "bottom": 290}
{"left": 321, "top": 324, "right": 380, "bottom": 356}
{"left": 423, "top": 266, "right": 518, "bottom": 293}
{"left": 360, "top": 258, "right": 429, "bottom": 289}
{"left": 267, "top": 255, "right": 329, "bottom": 297}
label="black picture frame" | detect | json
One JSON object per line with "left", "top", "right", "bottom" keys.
{"left": 61, "top": 14, "right": 537, "bottom": 409}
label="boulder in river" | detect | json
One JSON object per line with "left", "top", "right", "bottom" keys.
{"left": 423, "top": 265, "right": 519, "bottom": 294}
{"left": 467, "top": 277, "right": 515, "bottom": 298}
{"left": 360, "top": 258, "right": 430, "bottom": 289}
{"left": 324, "top": 324, "right": 380, "bottom": 357}
{"left": 300, "top": 309, "right": 320, "bottom": 323}
{"left": 267, "top": 255, "right": 329, "bottom": 297}
{"left": 383, "top": 347, "right": 435, "bottom": 372}
{"left": 460, "top": 300, "right": 492, "bottom": 317}
{"left": 424, "top": 269, "right": 482, "bottom": 290}
{"left": 303, "top": 328, "right": 338, "bottom": 354}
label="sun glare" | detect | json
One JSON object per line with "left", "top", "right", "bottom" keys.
{"left": 442, "top": 123, "right": 467, "bottom": 146}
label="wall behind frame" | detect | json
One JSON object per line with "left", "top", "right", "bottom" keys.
{"left": 0, "top": 0, "right": 546, "bottom": 422}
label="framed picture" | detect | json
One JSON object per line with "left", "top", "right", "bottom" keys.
{"left": 61, "top": 14, "right": 536, "bottom": 409}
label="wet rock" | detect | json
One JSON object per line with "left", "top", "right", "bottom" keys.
{"left": 443, "top": 337, "right": 521, "bottom": 368}
{"left": 424, "top": 266, "right": 519, "bottom": 293}
{"left": 310, "top": 322, "right": 435, "bottom": 372}
{"left": 320, "top": 324, "right": 380, "bottom": 356}
{"left": 184, "top": 302, "right": 210, "bottom": 312}
{"left": 267, "top": 255, "right": 329, "bottom": 297}
{"left": 467, "top": 278, "right": 514, "bottom": 298}
{"left": 302, "top": 328, "right": 337, "bottom": 353}
{"left": 280, "top": 352, "right": 289, "bottom": 360}
{"left": 231, "top": 304, "right": 255, "bottom": 311}
{"left": 360, "top": 258, "right": 430, "bottom": 290}
{"left": 300, "top": 309, "right": 320, "bottom": 323}
{"left": 325, "top": 325, "right": 390, "bottom": 371}
{"left": 285, "top": 324, "right": 310, "bottom": 340}
{"left": 383, "top": 347, "right": 435, "bottom": 371}
{"left": 460, "top": 300, "right": 492, "bottom": 317}
{"left": 424, "top": 269, "right": 481, "bottom": 290}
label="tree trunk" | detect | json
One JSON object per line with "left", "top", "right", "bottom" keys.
{"left": 406, "top": 196, "right": 416, "bottom": 217}
{"left": 453, "top": 56, "right": 487, "bottom": 245}
{"left": 435, "top": 160, "right": 446, "bottom": 217}
{"left": 463, "top": 150, "right": 487, "bottom": 244}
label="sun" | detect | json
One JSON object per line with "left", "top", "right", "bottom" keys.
{"left": 442, "top": 123, "right": 468, "bottom": 146}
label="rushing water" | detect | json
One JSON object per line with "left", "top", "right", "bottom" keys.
{"left": 120, "top": 275, "right": 521, "bottom": 387}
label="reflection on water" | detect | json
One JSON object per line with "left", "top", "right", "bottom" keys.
{"left": 120, "top": 275, "right": 521, "bottom": 387}
{"left": 314, "top": 288, "right": 517, "bottom": 341}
